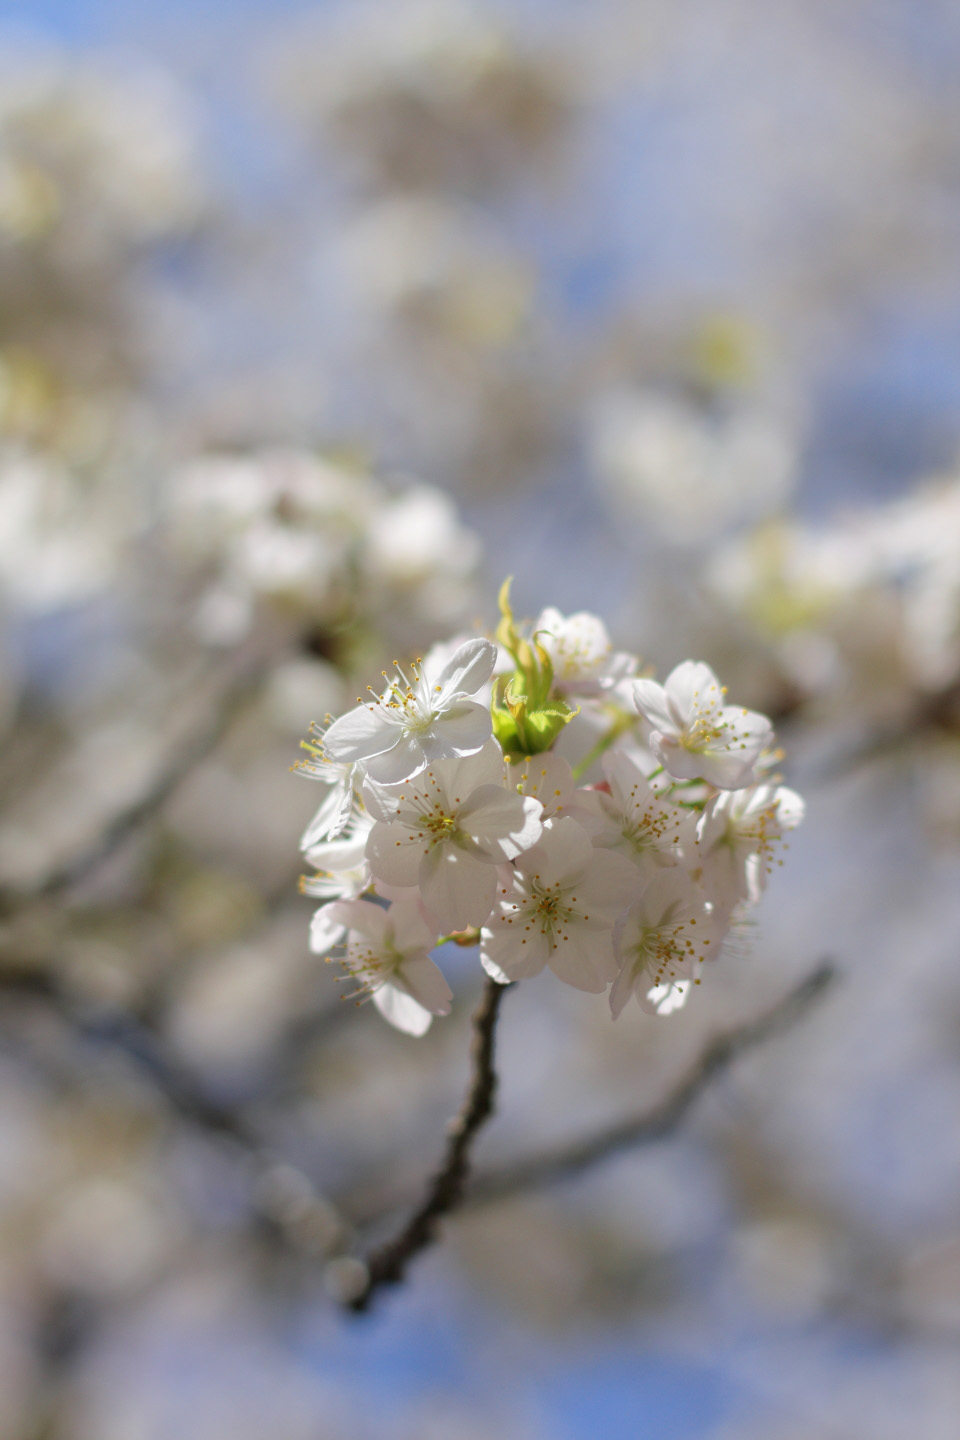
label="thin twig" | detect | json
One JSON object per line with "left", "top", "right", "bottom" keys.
{"left": 468, "top": 960, "right": 836, "bottom": 1206}
{"left": 346, "top": 976, "right": 511, "bottom": 1313}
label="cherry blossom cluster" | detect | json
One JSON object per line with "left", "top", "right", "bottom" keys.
{"left": 296, "top": 590, "right": 803, "bottom": 1035}
{"left": 168, "top": 448, "right": 482, "bottom": 647}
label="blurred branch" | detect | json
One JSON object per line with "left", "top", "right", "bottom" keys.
{"left": 0, "top": 655, "right": 269, "bottom": 915}
{"left": 809, "top": 680, "right": 960, "bottom": 788}
{"left": 346, "top": 976, "right": 511, "bottom": 1314}
{"left": 0, "top": 966, "right": 351, "bottom": 1271}
{"left": 468, "top": 960, "right": 836, "bottom": 1206}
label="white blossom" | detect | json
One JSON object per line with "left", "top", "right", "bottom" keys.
{"left": 302, "top": 808, "right": 375, "bottom": 919}
{"left": 632, "top": 661, "right": 773, "bottom": 789}
{"left": 316, "top": 897, "right": 450, "bottom": 1036}
{"left": 480, "top": 817, "right": 636, "bottom": 993}
{"left": 585, "top": 750, "right": 696, "bottom": 873}
{"left": 610, "top": 871, "right": 721, "bottom": 1019}
{"left": 533, "top": 606, "right": 635, "bottom": 697}
{"left": 507, "top": 751, "right": 595, "bottom": 826}
{"left": 294, "top": 721, "right": 357, "bottom": 848}
{"left": 323, "top": 637, "right": 496, "bottom": 784}
{"left": 695, "top": 784, "right": 804, "bottom": 915}
{"left": 364, "top": 741, "right": 542, "bottom": 932}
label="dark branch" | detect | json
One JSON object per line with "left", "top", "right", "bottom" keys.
{"left": 345, "top": 976, "right": 511, "bottom": 1313}
{"left": 468, "top": 961, "right": 836, "bottom": 1206}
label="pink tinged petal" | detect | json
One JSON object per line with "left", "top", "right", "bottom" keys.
{"left": 393, "top": 954, "right": 453, "bottom": 1015}
{"left": 323, "top": 704, "right": 401, "bottom": 763}
{"left": 374, "top": 882, "right": 424, "bottom": 903}
{"left": 514, "top": 816, "right": 593, "bottom": 886}
{"left": 609, "top": 961, "right": 639, "bottom": 1019}
{"left": 429, "top": 637, "right": 496, "bottom": 702}
{"left": 457, "top": 788, "right": 543, "bottom": 859}
{"left": 575, "top": 849, "right": 640, "bottom": 918}
{"left": 547, "top": 931, "right": 613, "bottom": 992}
{"left": 364, "top": 733, "right": 427, "bottom": 784}
{"left": 366, "top": 820, "right": 426, "bottom": 889}
{"left": 421, "top": 701, "right": 492, "bottom": 759}
{"left": 664, "top": 661, "right": 722, "bottom": 729}
{"left": 324, "top": 898, "right": 389, "bottom": 945}
{"left": 481, "top": 920, "right": 552, "bottom": 980}
{"left": 386, "top": 898, "right": 441, "bottom": 954}
{"left": 630, "top": 678, "right": 676, "bottom": 734}
{"left": 372, "top": 983, "right": 433, "bottom": 1036}
{"left": 309, "top": 906, "right": 347, "bottom": 954}
{"left": 419, "top": 845, "right": 497, "bottom": 932}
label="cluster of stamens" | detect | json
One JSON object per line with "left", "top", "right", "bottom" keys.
{"left": 629, "top": 917, "right": 705, "bottom": 989}
{"left": 621, "top": 780, "right": 682, "bottom": 854}
{"left": 359, "top": 658, "right": 438, "bottom": 732}
{"left": 497, "top": 877, "right": 583, "bottom": 949}
{"left": 393, "top": 772, "right": 463, "bottom": 850}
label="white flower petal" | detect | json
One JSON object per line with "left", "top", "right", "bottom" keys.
{"left": 324, "top": 898, "right": 389, "bottom": 945}
{"left": 480, "top": 923, "right": 551, "bottom": 980}
{"left": 631, "top": 678, "right": 675, "bottom": 734}
{"left": 509, "top": 752, "right": 576, "bottom": 821}
{"left": 421, "top": 700, "right": 492, "bottom": 759}
{"left": 609, "top": 962, "right": 638, "bottom": 1019}
{"left": 429, "top": 637, "right": 496, "bottom": 702}
{"left": 479, "top": 950, "right": 513, "bottom": 985}
{"left": 373, "top": 983, "right": 433, "bottom": 1036}
{"left": 419, "top": 844, "right": 496, "bottom": 931}
{"left": 299, "top": 781, "right": 354, "bottom": 850}
{"left": 575, "top": 849, "right": 639, "bottom": 917}
{"left": 366, "top": 821, "right": 426, "bottom": 889}
{"left": 386, "top": 898, "right": 441, "bottom": 954}
{"left": 641, "top": 978, "right": 692, "bottom": 1016}
{"left": 394, "top": 954, "right": 453, "bottom": 1015}
{"left": 513, "top": 816, "right": 593, "bottom": 886}
{"left": 457, "top": 787, "right": 542, "bottom": 858}
{"left": 323, "top": 704, "right": 401, "bottom": 763}
{"left": 546, "top": 933, "right": 611, "bottom": 993}
{"left": 364, "top": 733, "right": 427, "bottom": 784}
{"left": 439, "top": 738, "right": 504, "bottom": 793}
{"left": 664, "top": 661, "right": 722, "bottom": 727}
{"left": 309, "top": 906, "right": 347, "bottom": 954}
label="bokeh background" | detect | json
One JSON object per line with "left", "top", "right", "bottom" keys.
{"left": 1, "top": 1, "right": 960, "bottom": 1436}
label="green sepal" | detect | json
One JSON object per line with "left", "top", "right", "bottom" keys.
{"left": 491, "top": 577, "right": 581, "bottom": 759}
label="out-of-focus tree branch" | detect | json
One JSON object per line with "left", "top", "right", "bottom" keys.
{"left": 0, "top": 654, "right": 270, "bottom": 916}
{"left": 468, "top": 960, "right": 836, "bottom": 1205}
{"left": 344, "top": 962, "right": 835, "bottom": 1269}
{"left": 0, "top": 967, "right": 349, "bottom": 1267}
{"left": 345, "top": 976, "right": 512, "bottom": 1313}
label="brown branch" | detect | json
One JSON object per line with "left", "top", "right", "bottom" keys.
{"left": 345, "top": 976, "right": 511, "bottom": 1313}
{"left": 467, "top": 960, "right": 836, "bottom": 1207}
